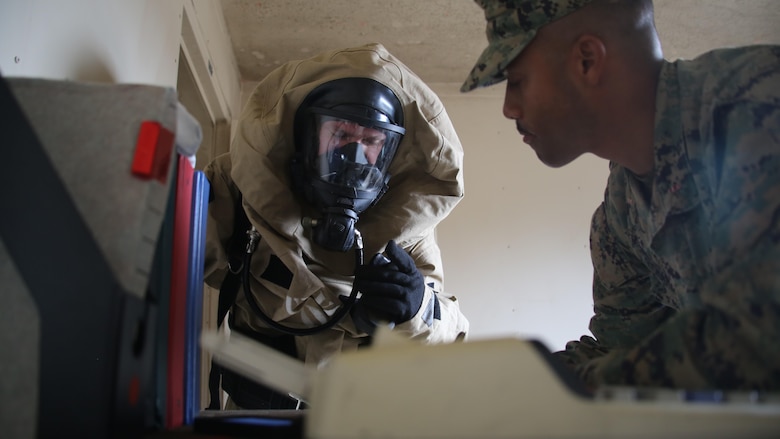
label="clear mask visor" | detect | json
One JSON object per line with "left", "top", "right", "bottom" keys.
{"left": 311, "top": 115, "right": 401, "bottom": 191}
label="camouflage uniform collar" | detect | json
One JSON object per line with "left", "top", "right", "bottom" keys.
{"left": 628, "top": 61, "right": 701, "bottom": 239}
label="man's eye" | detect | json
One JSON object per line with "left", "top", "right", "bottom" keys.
{"left": 363, "top": 138, "right": 384, "bottom": 148}
{"left": 507, "top": 73, "right": 527, "bottom": 90}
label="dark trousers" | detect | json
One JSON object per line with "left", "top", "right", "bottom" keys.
{"left": 220, "top": 329, "right": 304, "bottom": 410}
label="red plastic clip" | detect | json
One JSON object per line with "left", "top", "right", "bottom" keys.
{"left": 131, "top": 121, "right": 174, "bottom": 183}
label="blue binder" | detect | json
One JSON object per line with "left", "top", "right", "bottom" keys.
{"left": 184, "top": 170, "right": 210, "bottom": 424}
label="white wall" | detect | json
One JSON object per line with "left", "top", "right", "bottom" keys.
{"left": 1, "top": 0, "right": 181, "bottom": 85}
{"left": 0, "top": 0, "right": 241, "bottom": 122}
{"left": 430, "top": 83, "right": 609, "bottom": 351}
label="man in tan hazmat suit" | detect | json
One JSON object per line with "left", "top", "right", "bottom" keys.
{"left": 203, "top": 43, "right": 470, "bottom": 409}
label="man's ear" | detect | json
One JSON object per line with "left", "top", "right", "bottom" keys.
{"left": 569, "top": 34, "right": 606, "bottom": 86}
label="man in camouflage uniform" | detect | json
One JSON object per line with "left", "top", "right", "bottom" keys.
{"left": 462, "top": 0, "right": 780, "bottom": 390}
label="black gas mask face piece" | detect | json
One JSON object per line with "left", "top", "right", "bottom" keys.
{"left": 292, "top": 78, "right": 405, "bottom": 252}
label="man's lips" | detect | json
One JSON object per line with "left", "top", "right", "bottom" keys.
{"left": 516, "top": 122, "right": 534, "bottom": 144}
{"left": 515, "top": 121, "right": 532, "bottom": 136}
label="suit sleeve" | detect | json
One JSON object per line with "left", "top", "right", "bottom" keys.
{"left": 202, "top": 154, "right": 240, "bottom": 290}
{"left": 392, "top": 233, "right": 470, "bottom": 343}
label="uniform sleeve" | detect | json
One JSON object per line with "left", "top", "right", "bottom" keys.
{"left": 392, "top": 233, "right": 469, "bottom": 343}
{"left": 553, "top": 204, "right": 676, "bottom": 387}
{"left": 554, "top": 101, "right": 780, "bottom": 390}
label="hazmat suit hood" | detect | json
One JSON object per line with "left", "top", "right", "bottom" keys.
{"left": 230, "top": 43, "right": 464, "bottom": 283}
{"left": 207, "top": 43, "right": 469, "bottom": 357}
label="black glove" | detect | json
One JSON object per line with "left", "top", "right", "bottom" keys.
{"left": 352, "top": 240, "right": 425, "bottom": 325}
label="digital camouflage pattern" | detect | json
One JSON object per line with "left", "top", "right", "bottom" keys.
{"left": 554, "top": 45, "right": 780, "bottom": 390}
{"left": 461, "top": 0, "right": 594, "bottom": 92}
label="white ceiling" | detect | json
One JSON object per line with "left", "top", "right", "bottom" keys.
{"left": 220, "top": 0, "right": 780, "bottom": 85}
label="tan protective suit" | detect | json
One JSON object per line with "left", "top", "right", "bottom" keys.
{"left": 203, "top": 43, "right": 469, "bottom": 366}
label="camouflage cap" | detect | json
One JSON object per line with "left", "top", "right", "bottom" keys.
{"left": 461, "top": 0, "right": 595, "bottom": 92}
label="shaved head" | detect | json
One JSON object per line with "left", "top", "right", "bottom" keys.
{"left": 538, "top": 0, "right": 662, "bottom": 69}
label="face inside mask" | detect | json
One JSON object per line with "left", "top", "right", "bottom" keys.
{"left": 315, "top": 116, "right": 393, "bottom": 190}
{"left": 291, "top": 78, "right": 406, "bottom": 252}
{"left": 300, "top": 114, "right": 403, "bottom": 252}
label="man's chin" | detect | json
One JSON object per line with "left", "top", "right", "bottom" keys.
{"left": 536, "top": 151, "right": 579, "bottom": 168}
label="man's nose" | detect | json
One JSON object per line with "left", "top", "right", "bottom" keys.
{"left": 502, "top": 87, "right": 522, "bottom": 120}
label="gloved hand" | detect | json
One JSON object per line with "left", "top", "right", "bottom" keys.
{"left": 352, "top": 240, "right": 425, "bottom": 326}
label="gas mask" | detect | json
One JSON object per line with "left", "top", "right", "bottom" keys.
{"left": 291, "top": 78, "right": 405, "bottom": 252}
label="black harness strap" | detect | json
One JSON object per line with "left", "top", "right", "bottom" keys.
{"left": 206, "top": 192, "right": 251, "bottom": 410}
